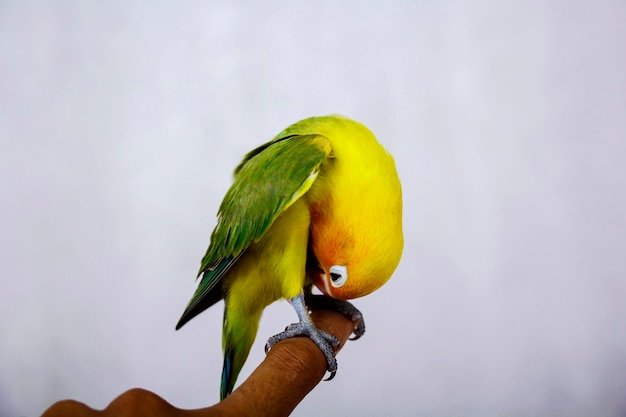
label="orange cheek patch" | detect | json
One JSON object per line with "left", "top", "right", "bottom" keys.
{"left": 310, "top": 222, "right": 353, "bottom": 266}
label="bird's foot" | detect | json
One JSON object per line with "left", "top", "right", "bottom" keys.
{"left": 304, "top": 294, "right": 366, "bottom": 340}
{"left": 265, "top": 319, "right": 340, "bottom": 380}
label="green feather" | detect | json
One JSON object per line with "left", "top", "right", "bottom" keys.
{"left": 176, "top": 134, "right": 331, "bottom": 329}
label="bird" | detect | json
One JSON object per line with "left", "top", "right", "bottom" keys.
{"left": 176, "top": 115, "right": 403, "bottom": 400}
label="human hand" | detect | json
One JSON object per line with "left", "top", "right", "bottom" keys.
{"left": 41, "top": 309, "right": 356, "bottom": 417}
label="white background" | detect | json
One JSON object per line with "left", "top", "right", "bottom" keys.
{"left": 1, "top": 2, "right": 625, "bottom": 416}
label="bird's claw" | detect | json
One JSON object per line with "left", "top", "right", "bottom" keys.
{"left": 349, "top": 317, "right": 365, "bottom": 341}
{"left": 265, "top": 321, "right": 340, "bottom": 376}
{"left": 304, "top": 294, "right": 366, "bottom": 340}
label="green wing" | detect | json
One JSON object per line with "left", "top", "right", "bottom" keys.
{"left": 175, "top": 134, "right": 331, "bottom": 329}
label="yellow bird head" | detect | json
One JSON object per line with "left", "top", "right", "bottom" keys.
{"left": 304, "top": 116, "right": 404, "bottom": 300}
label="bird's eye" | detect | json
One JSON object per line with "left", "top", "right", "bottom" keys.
{"left": 329, "top": 265, "right": 348, "bottom": 288}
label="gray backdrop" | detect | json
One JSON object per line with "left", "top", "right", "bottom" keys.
{"left": 1, "top": 2, "right": 625, "bottom": 416}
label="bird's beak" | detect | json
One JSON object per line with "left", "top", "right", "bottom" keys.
{"left": 311, "top": 270, "right": 331, "bottom": 297}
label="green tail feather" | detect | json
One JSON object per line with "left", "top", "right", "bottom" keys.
{"left": 220, "top": 302, "right": 262, "bottom": 399}
{"left": 220, "top": 344, "right": 236, "bottom": 400}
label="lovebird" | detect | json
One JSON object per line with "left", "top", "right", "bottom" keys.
{"left": 176, "top": 115, "right": 403, "bottom": 399}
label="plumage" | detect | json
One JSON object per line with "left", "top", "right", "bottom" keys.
{"left": 176, "top": 115, "right": 403, "bottom": 399}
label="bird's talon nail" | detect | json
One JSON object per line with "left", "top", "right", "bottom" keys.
{"left": 324, "top": 370, "right": 337, "bottom": 381}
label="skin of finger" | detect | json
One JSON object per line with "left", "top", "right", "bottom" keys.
{"left": 41, "top": 389, "right": 180, "bottom": 417}
{"left": 41, "top": 400, "right": 99, "bottom": 417}
{"left": 211, "top": 309, "right": 355, "bottom": 417}
{"left": 40, "top": 309, "right": 355, "bottom": 417}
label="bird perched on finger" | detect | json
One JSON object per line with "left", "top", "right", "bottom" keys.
{"left": 176, "top": 115, "right": 403, "bottom": 400}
